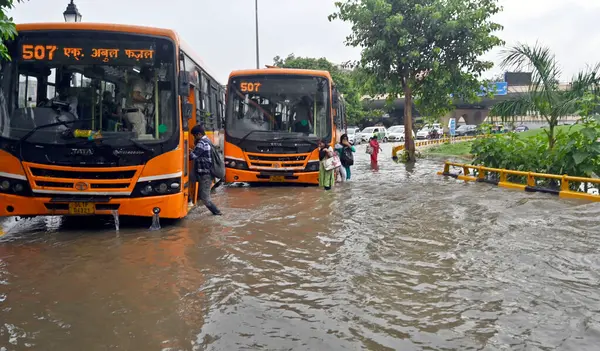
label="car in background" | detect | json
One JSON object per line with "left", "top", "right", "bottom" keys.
{"left": 514, "top": 125, "right": 529, "bottom": 133}
{"left": 416, "top": 127, "right": 430, "bottom": 140}
{"left": 416, "top": 123, "right": 443, "bottom": 139}
{"left": 454, "top": 124, "right": 478, "bottom": 136}
{"left": 359, "top": 126, "right": 388, "bottom": 143}
{"left": 387, "top": 125, "right": 405, "bottom": 142}
{"left": 347, "top": 126, "right": 361, "bottom": 144}
{"left": 387, "top": 125, "right": 415, "bottom": 142}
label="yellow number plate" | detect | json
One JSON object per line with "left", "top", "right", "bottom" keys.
{"left": 269, "top": 176, "right": 285, "bottom": 182}
{"left": 68, "top": 202, "right": 95, "bottom": 215}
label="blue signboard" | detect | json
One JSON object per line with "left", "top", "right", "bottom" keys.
{"left": 449, "top": 118, "right": 456, "bottom": 137}
{"left": 450, "top": 82, "right": 508, "bottom": 98}
{"left": 477, "top": 82, "right": 507, "bottom": 96}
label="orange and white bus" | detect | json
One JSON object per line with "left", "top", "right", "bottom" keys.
{"left": 223, "top": 68, "right": 347, "bottom": 185}
{"left": 0, "top": 22, "right": 224, "bottom": 219}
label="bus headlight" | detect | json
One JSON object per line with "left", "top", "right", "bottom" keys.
{"left": 156, "top": 183, "right": 168, "bottom": 194}
{"left": 134, "top": 177, "right": 181, "bottom": 197}
{"left": 225, "top": 158, "right": 249, "bottom": 170}
{"left": 141, "top": 185, "right": 153, "bottom": 196}
{"left": 0, "top": 176, "right": 32, "bottom": 196}
{"left": 304, "top": 161, "right": 320, "bottom": 172}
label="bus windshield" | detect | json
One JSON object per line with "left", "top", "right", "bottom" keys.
{"left": 0, "top": 31, "right": 177, "bottom": 145}
{"left": 226, "top": 75, "right": 330, "bottom": 141}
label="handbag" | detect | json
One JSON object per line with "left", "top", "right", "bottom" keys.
{"left": 366, "top": 145, "right": 374, "bottom": 155}
{"left": 323, "top": 157, "right": 335, "bottom": 171}
{"left": 332, "top": 155, "right": 342, "bottom": 168}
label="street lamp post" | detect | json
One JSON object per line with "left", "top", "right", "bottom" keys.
{"left": 255, "top": 0, "right": 259, "bottom": 69}
{"left": 63, "top": 0, "right": 82, "bottom": 23}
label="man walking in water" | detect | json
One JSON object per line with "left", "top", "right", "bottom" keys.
{"left": 190, "top": 125, "right": 222, "bottom": 215}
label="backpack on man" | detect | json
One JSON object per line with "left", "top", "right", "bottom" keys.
{"left": 198, "top": 139, "right": 225, "bottom": 179}
{"left": 208, "top": 140, "right": 225, "bottom": 179}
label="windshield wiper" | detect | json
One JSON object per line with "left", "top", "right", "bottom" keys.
{"left": 18, "top": 118, "right": 93, "bottom": 145}
{"left": 237, "top": 130, "right": 274, "bottom": 144}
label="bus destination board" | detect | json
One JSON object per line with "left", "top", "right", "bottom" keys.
{"left": 19, "top": 40, "right": 156, "bottom": 66}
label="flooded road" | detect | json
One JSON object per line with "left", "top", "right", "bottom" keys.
{"left": 2, "top": 144, "right": 600, "bottom": 350}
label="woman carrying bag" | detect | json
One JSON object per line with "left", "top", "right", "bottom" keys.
{"left": 318, "top": 139, "right": 337, "bottom": 190}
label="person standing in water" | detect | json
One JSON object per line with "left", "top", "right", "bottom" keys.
{"left": 318, "top": 139, "right": 335, "bottom": 190}
{"left": 335, "top": 134, "right": 356, "bottom": 181}
{"left": 189, "top": 125, "right": 222, "bottom": 215}
{"left": 369, "top": 135, "right": 382, "bottom": 170}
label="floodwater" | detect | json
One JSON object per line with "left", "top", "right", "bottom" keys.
{"left": 1, "top": 144, "right": 600, "bottom": 351}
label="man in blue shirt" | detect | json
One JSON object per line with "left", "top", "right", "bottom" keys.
{"left": 190, "top": 125, "right": 222, "bottom": 215}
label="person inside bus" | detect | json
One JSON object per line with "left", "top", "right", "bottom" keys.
{"left": 291, "top": 96, "right": 313, "bottom": 134}
{"left": 124, "top": 66, "right": 154, "bottom": 137}
{"left": 100, "top": 91, "right": 121, "bottom": 131}
{"left": 44, "top": 73, "right": 79, "bottom": 119}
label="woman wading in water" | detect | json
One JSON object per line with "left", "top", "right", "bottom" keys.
{"left": 318, "top": 139, "right": 335, "bottom": 190}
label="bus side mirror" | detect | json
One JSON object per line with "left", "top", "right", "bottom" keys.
{"left": 332, "top": 88, "right": 339, "bottom": 107}
{"left": 178, "top": 71, "right": 190, "bottom": 97}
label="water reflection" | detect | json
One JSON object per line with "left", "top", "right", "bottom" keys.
{"left": 1, "top": 144, "right": 600, "bottom": 350}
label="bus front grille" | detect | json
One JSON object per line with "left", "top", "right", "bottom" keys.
{"left": 246, "top": 153, "right": 308, "bottom": 169}
{"left": 29, "top": 168, "right": 136, "bottom": 180}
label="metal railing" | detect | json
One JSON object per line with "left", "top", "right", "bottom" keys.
{"left": 438, "top": 161, "right": 600, "bottom": 202}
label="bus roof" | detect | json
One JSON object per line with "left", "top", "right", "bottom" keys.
{"left": 15, "top": 22, "right": 222, "bottom": 84}
{"left": 228, "top": 68, "right": 333, "bottom": 81}
{"left": 16, "top": 22, "right": 180, "bottom": 42}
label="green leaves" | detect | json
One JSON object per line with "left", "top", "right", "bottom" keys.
{"left": 330, "top": 0, "right": 503, "bottom": 161}
{"left": 473, "top": 120, "right": 600, "bottom": 182}
{"left": 0, "top": 0, "right": 25, "bottom": 61}
{"left": 573, "top": 151, "right": 588, "bottom": 165}
{"left": 490, "top": 43, "right": 600, "bottom": 149}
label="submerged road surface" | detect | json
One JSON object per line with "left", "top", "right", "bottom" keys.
{"left": 1, "top": 144, "right": 600, "bottom": 350}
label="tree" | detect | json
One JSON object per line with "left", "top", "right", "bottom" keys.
{"left": 272, "top": 54, "right": 367, "bottom": 125}
{"left": 490, "top": 43, "right": 600, "bottom": 149}
{"left": 0, "top": 0, "right": 24, "bottom": 60}
{"left": 329, "top": 0, "right": 504, "bottom": 161}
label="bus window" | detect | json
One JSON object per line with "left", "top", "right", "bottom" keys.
{"left": 226, "top": 75, "right": 331, "bottom": 139}
{"left": 1, "top": 32, "right": 177, "bottom": 143}
{"left": 18, "top": 74, "right": 37, "bottom": 108}
{"left": 201, "top": 73, "right": 209, "bottom": 112}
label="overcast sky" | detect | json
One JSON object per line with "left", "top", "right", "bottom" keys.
{"left": 8, "top": 0, "right": 600, "bottom": 83}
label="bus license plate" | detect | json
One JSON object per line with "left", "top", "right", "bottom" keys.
{"left": 68, "top": 202, "right": 95, "bottom": 215}
{"left": 269, "top": 176, "right": 285, "bottom": 182}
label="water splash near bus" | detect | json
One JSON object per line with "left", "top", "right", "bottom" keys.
{"left": 111, "top": 210, "right": 120, "bottom": 232}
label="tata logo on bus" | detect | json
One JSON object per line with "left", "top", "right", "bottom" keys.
{"left": 272, "top": 163, "right": 281, "bottom": 168}
{"left": 74, "top": 182, "right": 89, "bottom": 191}
{"left": 70, "top": 148, "right": 94, "bottom": 156}
{"left": 113, "top": 149, "right": 145, "bottom": 156}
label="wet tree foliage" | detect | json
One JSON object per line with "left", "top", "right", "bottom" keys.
{"left": 0, "top": 0, "right": 24, "bottom": 60}
{"left": 329, "top": 0, "right": 504, "bottom": 161}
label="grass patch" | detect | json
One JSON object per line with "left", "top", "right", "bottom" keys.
{"left": 425, "top": 141, "right": 473, "bottom": 158}
{"left": 517, "top": 124, "right": 582, "bottom": 139}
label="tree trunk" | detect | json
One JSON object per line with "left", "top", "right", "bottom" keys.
{"left": 404, "top": 85, "right": 416, "bottom": 161}
{"left": 548, "top": 123, "right": 555, "bottom": 149}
